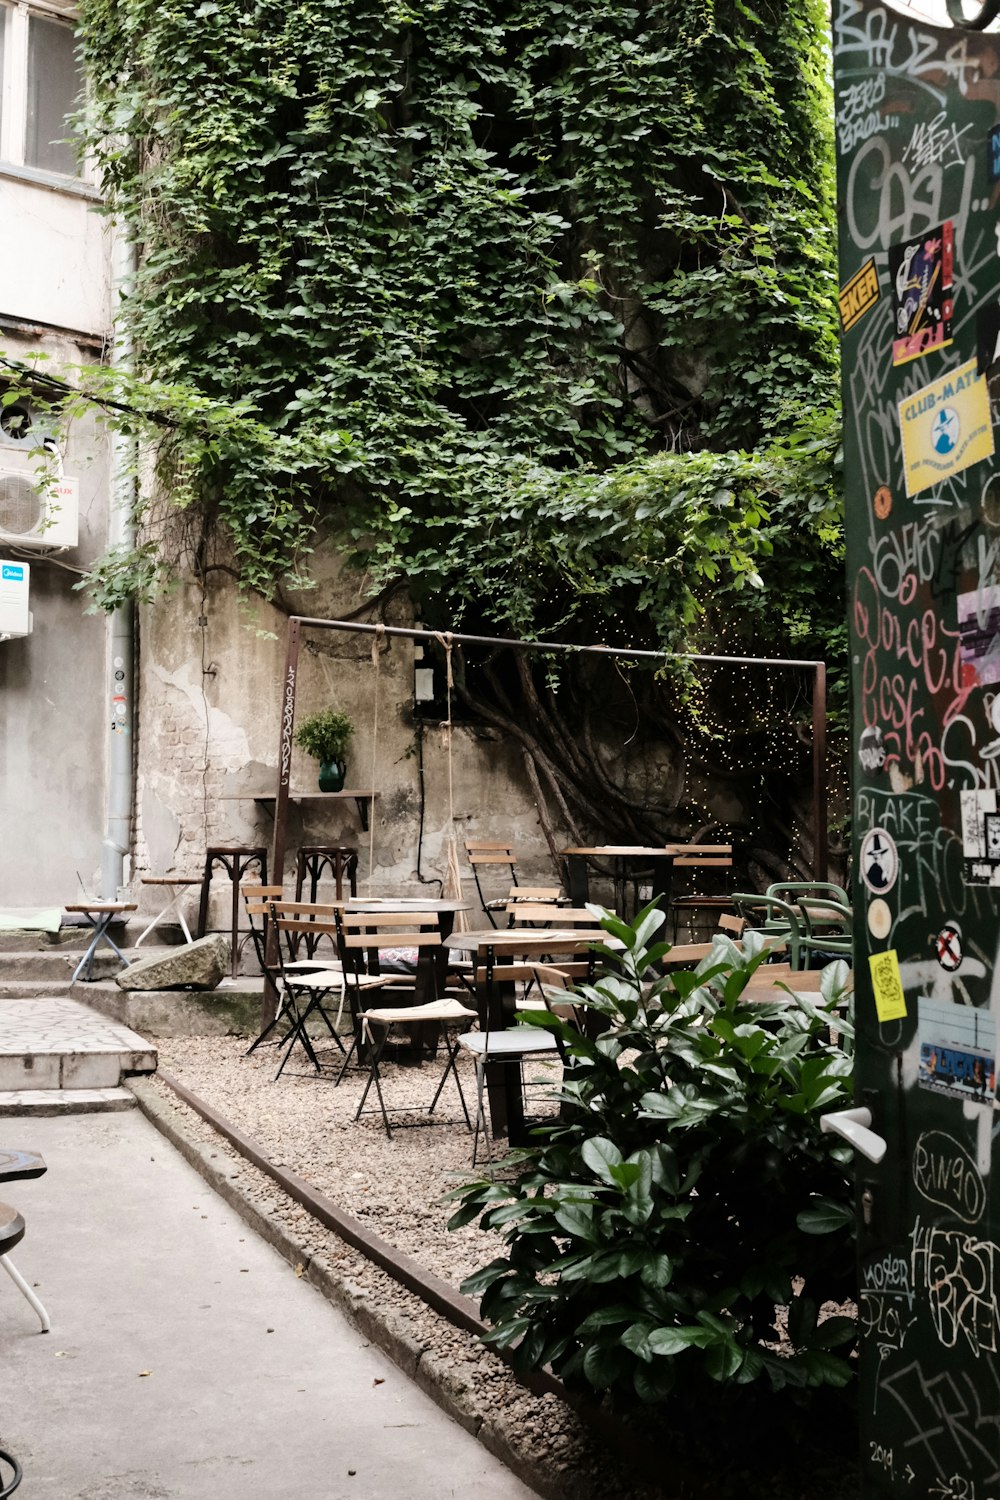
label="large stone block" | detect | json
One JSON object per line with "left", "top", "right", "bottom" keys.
{"left": 117, "top": 935, "right": 230, "bottom": 991}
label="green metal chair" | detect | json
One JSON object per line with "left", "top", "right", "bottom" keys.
{"left": 732, "top": 889, "right": 853, "bottom": 971}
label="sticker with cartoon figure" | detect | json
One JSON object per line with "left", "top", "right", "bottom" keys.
{"left": 860, "top": 827, "right": 898, "bottom": 893}
{"left": 888, "top": 220, "right": 953, "bottom": 365}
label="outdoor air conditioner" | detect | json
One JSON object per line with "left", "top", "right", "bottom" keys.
{"left": 0, "top": 560, "right": 32, "bottom": 640}
{"left": 0, "top": 467, "right": 79, "bottom": 551}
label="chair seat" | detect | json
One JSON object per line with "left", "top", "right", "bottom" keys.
{"left": 363, "top": 999, "right": 477, "bottom": 1027}
{"left": 459, "top": 1029, "right": 558, "bottom": 1057}
{"left": 282, "top": 968, "right": 350, "bottom": 990}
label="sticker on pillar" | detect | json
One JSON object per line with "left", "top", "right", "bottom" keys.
{"left": 869, "top": 950, "right": 907, "bottom": 1022}
{"left": 898, "top": 359, "right": 994, "bottom": 497}
{"left": 990, "top": 124, "right": 1000, "bottom": 183}
{"left": 873, "top": 485, "right": 892, "bottom": 521}
{"left": 888, "top": 221, "right": 953, "bottom": 366}
{"left": 960, "top": 788, "right": 1000, "bottom": 883}
{"left": 935, "top": 921, "right": 963, "bottom": 971}
{"left": 957, "top": 586, "right": 1000, "bottom": 685}
{"left": 860, "top": 827, "right": 898, "bottom": 893}
{"left": 838, "top": 258, "right": 880, "bottom": 333}
{"left": 859, "top": 724, "right": 886, "bottom": 773}
{"left": 918, "top": 998, "right": 995, "bottom": 1106}
{"left": 868, "top": 898, "right": 892, "bottom": 940}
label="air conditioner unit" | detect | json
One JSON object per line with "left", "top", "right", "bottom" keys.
{"left": 0, "top": 560, "right": 32, "bottom": 640}
{"left": 0, "top": 468, "right": 79, "bottom": 550}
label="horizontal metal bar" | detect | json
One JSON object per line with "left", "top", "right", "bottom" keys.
{"left": 289, "top": 616, "right": 823, "bottom": 670}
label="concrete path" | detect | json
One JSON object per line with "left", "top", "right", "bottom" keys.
{"left": 0, "top": 1112, "right": 537, "bottom": 1499}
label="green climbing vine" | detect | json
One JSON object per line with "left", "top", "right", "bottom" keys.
{"left": 61, "top": 0, "right": 840, "bottom": 666}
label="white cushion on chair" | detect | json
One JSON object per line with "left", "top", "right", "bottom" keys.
{"left": 458, "top": 1030, "right": 558, "bottom": 1057}
{"left": 362, "top": 999, "right": 477, "bottom": 1027}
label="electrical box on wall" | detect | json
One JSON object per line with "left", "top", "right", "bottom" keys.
{"left": 0, "top": 559, "right": 31, "bottom": 640}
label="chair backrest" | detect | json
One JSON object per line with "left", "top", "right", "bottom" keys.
{"left": 717, "top": 913, "right": 746, "bottom": 938}
{"left": 673, "top": 846, "right": 733, "bottom": 870}
{"left": 465, "top": 840, "right": 520, "bottom": 923}
{"left": 505, "top": 903, "right": 600, "bottom": 927}
{"left": 268, "top": 900, "right": 343, "bottom": 970}
{"left": 241, "top": 884, "right": 285, "bottom": 971}
{"left": 337, "top": 910, "right": 442, "bottom": 983}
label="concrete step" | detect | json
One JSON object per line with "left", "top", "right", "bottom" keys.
{"left": 0, "top": 1086, "right": 137, "bottom": 1115}
{"left": 80, "top": 978, "right": 264, "bottom": 1038}
{"left": 0, "top": 948, "right": 127, "bottom": 982}
{"left": 0, "top": 997, "right": 156, "bottom": 1091}
{"left": 0, "top": 979, "right": 76, "bottom": 1000}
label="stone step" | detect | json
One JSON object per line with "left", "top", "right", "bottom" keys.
{"left": 0, "top": 979, "right": 76, "bottom": 1000}
{"left": 0, "top": 949, "right": 125, "bottom": 982}
{"left": 0, "top": 1086, "right": 137, "bottom": 1115}
{"left": 0, "top": 997, "right": 156, "bottom": 1091}
{"left": 77, "top": 978, "right": 264, "bottom": 1038}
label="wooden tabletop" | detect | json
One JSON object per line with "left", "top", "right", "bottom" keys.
{"left": 221, "top": 790, "right": 377, "bottom": 800}
{"left": 444, "top": 927, "right": 620, "bottom": 954}
{"left": 347, "top": 899, "right": 472, "bottom": 912}
{"left": 64, "top": 903, "right": 137, "bottom": 914}
{"left": 141, "top": 876, "right": 200, "bottom": 886}
{"left": 561, "top": 845, "right": 730, "bottom": 857}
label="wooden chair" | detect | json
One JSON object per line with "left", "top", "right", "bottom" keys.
{"left": 265, "top": 902, "right": 356, "bottom": 1079}
{"left": 465, "top": 841, "right": 519, "bottom": 926}
{"left": 241, "top": 887, "right": 343, "bottom": 1058}
{"left": 669, "top": 844, "right": 735, "bottom": 939}
{"left": 335, "top": 910, "right": 476, "bottom": 1138}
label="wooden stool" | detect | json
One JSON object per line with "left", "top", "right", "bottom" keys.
{"left": 197, "top": 846, "right": 268, "bottom": 978}
{"left": 294, "top": 846, "right": 359, "bottom": 903}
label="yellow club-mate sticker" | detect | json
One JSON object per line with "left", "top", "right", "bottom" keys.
{"left": 899, "top": 358, "right": 994, "bottom": 497}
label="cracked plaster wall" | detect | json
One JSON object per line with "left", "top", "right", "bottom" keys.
{"left": 133, "top": 565, "right": 558, "bottom": 925}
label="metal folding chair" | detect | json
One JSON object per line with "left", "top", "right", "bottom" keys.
{"left": 337, "top": 910, "right": 476, "bottom": 1139}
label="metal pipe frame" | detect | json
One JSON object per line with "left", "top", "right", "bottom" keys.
{"left": 263, "top": 616, "right": 828, "bottom": 1026}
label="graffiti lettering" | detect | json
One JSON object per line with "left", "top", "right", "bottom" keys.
{"left": 882, "top": 1359, "right": 1000, "bottom": 1485}
{"left": 913, "top": 1131, "right": 987, "bottom": 1224}
{"left": 903, "top": 112, "right": 971, "bottom": 172}
{"left": 911, "top": 1218, "right": 1000, "bottom": 1359}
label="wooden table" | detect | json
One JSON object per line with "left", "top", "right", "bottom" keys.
{"left": 445, "top": 926, "right": 615, "bottom": 1141}
{"left": 135, "top": 876, "right": 199, "bottom": 947}
{"left": 64, "top": 903, "right": 136, "bottom": 982}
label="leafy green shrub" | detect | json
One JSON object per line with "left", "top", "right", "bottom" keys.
{"left": 447, "top": 906, "right": 856, "bottom": 1412}
{"left": 294, "top": 708, "right": 354, "bottom": 762}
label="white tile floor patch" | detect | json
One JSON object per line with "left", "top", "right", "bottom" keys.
{"left": 0, "top": 997, "right": 156, "bottom": 1068}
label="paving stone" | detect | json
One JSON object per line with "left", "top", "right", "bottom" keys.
{"left": 116, "top": 934, "right": 230, "bottom": 991}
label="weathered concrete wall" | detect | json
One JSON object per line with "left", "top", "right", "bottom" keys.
{"left": 132, "top": 562, "right": 563, "bottom": 926}
{"left": 0, "top": 331, "right": 112, "bottom": 905}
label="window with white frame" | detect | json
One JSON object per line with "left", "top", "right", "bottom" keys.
{"left": 0, "top": 0, "right": 83, "bottom": 180}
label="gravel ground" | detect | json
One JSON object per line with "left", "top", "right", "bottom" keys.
{"left": 153, "top": 1031, "right": 559, "bottom": 1286}
{"left": 148, "top": 1029, "right": 861, "bottom": 1500}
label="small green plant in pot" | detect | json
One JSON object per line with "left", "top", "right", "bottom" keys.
{"left": 294, "top": 709, "right": 354, "bottom": 792}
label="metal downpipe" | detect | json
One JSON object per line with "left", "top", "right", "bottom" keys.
{"left": 100, "top": 226, "right": 136, "bottom": 899}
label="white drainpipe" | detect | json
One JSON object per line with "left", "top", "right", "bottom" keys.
{"left": 100, "top": 224, "right": 137, "bottom": 899}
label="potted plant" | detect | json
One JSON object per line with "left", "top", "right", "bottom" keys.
{"left": 294, "top": 708, "right": 355, "bottom": 792}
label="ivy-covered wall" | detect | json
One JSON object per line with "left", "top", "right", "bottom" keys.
{"left": 66, "top": 0, "right": 846, "bottom": 880}
{"left": 77, "top": 0, "right": 842, "bottom": 657}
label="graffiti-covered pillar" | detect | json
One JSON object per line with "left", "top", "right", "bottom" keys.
{"left": 836, "top": 3, "right": 1000, "bottom": 1495}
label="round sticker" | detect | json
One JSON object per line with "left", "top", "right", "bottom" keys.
{"left": 860, "top": 827, "right": 899, "bottom": 894}
{"left": 868, "top": 898, "right": 892, "bottom": 940}
{"left": 873, "top": 485, "right": 892, "bottom": 520}
{"left": 935, "top": 921, "right": 962, "bottom": 972}
{"left": 859, "top": 724, "right": 886, "bottom": 773}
